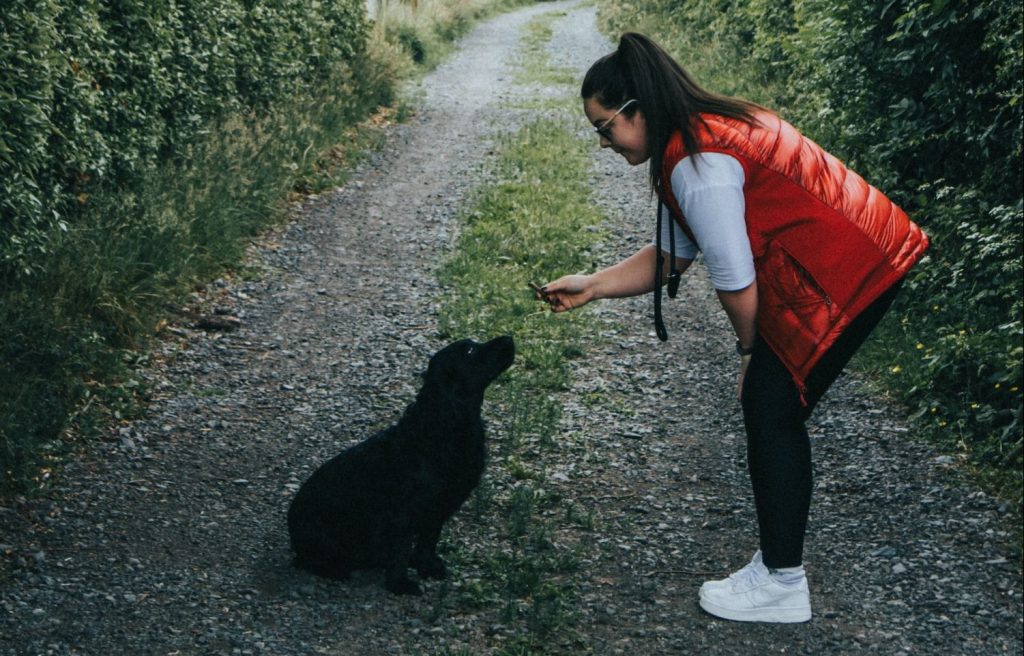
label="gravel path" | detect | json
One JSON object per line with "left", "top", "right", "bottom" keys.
{"left": 2, "top": 2, "right": 1021, "bottom": 655}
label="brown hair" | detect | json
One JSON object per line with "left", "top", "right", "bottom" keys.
{"left": 582, "top": 32, "right": 763, "bottom": 191}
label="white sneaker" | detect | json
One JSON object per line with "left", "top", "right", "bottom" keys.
{"left": 699, "top": 550, "right": 763, "bottom": 598}
{"left": 698, "top": 557, "right": 812, "bottom": 623}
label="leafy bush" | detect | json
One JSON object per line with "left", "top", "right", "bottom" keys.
{"left": 1, "top": 1, "right": 64, "bottom": 279}
{"left": 598, "top": 0, "right": 1023, "bottom": 500}
{"left": 1, "top": 0, "right": 372, "bottom": 493}
{"left": 0, "top": 0, "right": 369, "bottom": 282}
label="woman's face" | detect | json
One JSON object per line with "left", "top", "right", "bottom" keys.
{"left": 584, "top": 96, "right": 650, "bottom": 165}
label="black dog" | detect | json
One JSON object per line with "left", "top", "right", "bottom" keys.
{"left": 287, "top": 335, "right": 515, "bottom": 595}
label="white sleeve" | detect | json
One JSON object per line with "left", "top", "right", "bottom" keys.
{"left": 655, "top": 202, "right": 698, "bottom": 260}
{"left": 669, "top": 153, "right": 755, "bottom": 291}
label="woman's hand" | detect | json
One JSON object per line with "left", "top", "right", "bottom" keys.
{"left": 535, "top": 245, "right": 677, "bottom": 313}
{"left": 538, "top": 274, "right": 596, "bottom": 312}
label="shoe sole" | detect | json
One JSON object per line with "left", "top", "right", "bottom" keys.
{"left": 699, "top": 596, "right": 811, "bottom": 623}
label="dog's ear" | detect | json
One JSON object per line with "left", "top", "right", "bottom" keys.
{"left": 426, "top": 360, "right": 457, "bottom": 385}
{"left": 423, "top": 355, "right": 466, "bottom": 396}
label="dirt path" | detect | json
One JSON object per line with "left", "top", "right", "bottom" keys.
{"left": 2, "top": 2, "right": 1021, "bottom": 655}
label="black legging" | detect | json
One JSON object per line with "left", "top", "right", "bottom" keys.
{"left": 740, "top": 281, "right": 903, "bottom": 568}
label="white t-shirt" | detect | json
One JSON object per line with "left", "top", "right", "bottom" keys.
{"left": 655, "top": 152, "right": 755, "bottom": 292}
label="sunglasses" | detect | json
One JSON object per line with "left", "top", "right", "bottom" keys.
{"left": 594, "top": 98, "right": 638, "bottom": 140}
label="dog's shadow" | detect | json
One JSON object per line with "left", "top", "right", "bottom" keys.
{"left": 248, "top": 526, "right": 388, "bottom": 600}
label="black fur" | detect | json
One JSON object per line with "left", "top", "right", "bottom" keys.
{"left": 287, "top": 336, "right": 515, "bottom": 595}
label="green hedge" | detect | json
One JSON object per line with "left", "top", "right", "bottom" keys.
{"left": 0, "top": 0, "right": 368, "bottom": 280}
{"left": 599, "top": 0, "right": 1023, "bottom": 496}
{"left": 0, "top": 0, "right": 371, "bottom": 492}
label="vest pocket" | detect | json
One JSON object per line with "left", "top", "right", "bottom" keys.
{"left": 757, "top": 242, "right": 839, "bottom": 354}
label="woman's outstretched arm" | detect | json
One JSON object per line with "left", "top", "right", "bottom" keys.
{"left": 541, "top": 244, "right": 692, "bottom": 312}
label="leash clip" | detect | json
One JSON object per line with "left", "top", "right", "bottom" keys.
{"left": 667, "top": 270, "right": 680, "bottom": 298}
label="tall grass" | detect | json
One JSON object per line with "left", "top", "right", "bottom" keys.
{"left": 374, "top": 0, "right": 538, "bottom": 69}
{"left": 595, "top": 1, "right": 792, "bottom": 111}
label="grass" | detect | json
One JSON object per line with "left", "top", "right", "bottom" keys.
{"left": 432, "top": 117, "right": 600, "bottom": 651}
{"left": 513, "top": 11, "right": 579, "bottom": 88}
{"left": 1, "top": 65, "right": 396, "bottom": 495}
{"left": 421, "top": 11, "right": 612, "bottom": 652}
{"left": 374, "top": 0, "right": 540, "bottom": 71}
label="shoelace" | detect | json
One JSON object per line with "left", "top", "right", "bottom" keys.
{"left": 729, "top": 563, "right": 768, "bottom": 590}
{"left": 720, "top": 553, "right": 767, "bottom": 590}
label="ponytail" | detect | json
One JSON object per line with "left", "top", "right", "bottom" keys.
{"left": 583, "top": 33, "right": 762, "bottom": 192}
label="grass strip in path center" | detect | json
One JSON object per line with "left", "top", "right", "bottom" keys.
{"left": 428, "top": 9, "right": 614, "bottom": 653}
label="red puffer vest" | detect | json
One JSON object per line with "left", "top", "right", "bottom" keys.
{"left": 659, "top": 111, "right": 929, "bottom": 397}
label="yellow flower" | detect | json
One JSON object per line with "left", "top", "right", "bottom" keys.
{"left": 890, "top": 365, "right": 902, "bottom": 374}
{"left": 916, "top": 343, "right": 925, "bottom": 350}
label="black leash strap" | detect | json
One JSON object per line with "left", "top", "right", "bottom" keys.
{"left": 667, "top": 201, "right": 680, "bottom": 299}
{"left": 654, "top": 198, "right": 667, "bottom": 341}
{"left": 653, "top": 198, "right": 681, "bottom": 342}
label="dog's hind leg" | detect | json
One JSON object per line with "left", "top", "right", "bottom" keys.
{"left": 411, "top": 523, "right": 448, "bottom": 580}
{"left": 382, "top": 533, "right": 421, "bottom": 595}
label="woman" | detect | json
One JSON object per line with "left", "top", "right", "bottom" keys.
{"left": 538, "top": 33, "right": 928, "bottom": 623}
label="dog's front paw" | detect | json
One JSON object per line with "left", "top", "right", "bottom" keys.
{"left": 413, "top": 554, "right": 447, "bottom": 580}
{"left": 385, "top": 573, "right": 423, "bottom": 596}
